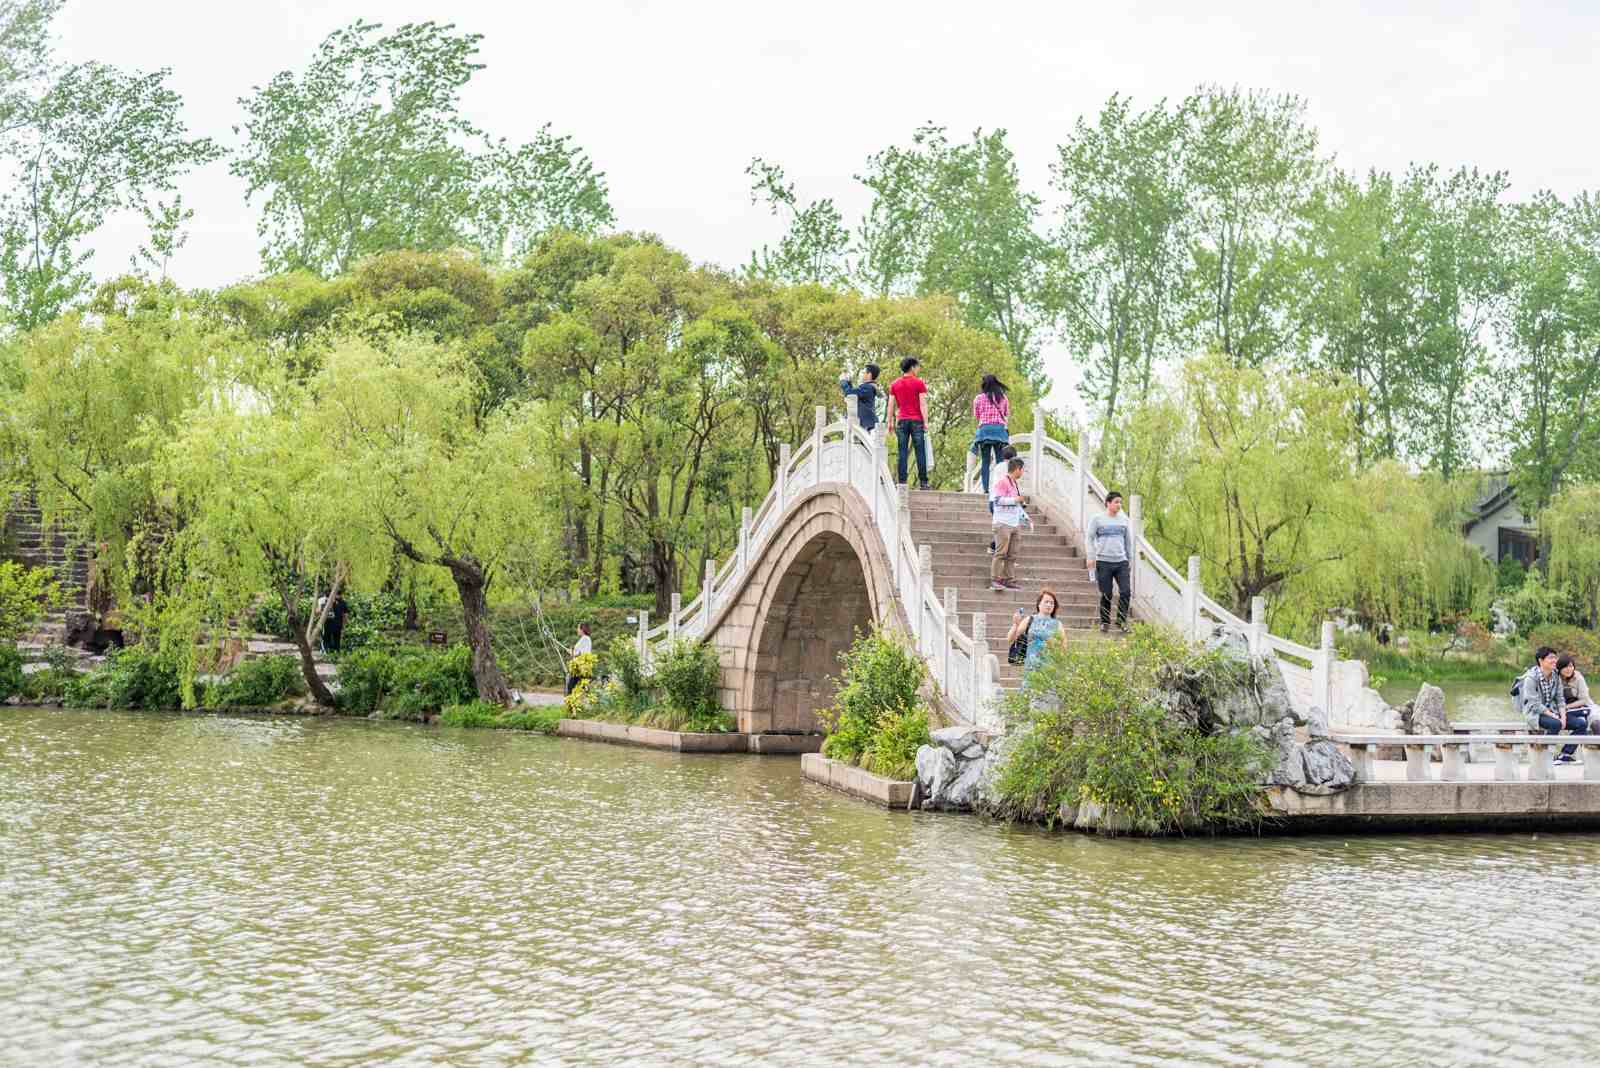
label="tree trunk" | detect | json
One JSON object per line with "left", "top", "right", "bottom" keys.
{"left": 278, "top": 582, "right": 336, "bottom": 708}
{"left": 446, "top": 556, "right": 511, "bottom": 705}
{"left": 650, "top": 538, "right": 676, "bottom": 619}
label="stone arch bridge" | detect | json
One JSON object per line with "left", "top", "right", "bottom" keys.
{"left": 636, "top": 408, "right": 1367, "bottom": 734}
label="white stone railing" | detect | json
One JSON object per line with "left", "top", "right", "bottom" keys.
{"left": 962, "top": 413, "right": 1362, "bottom": 723}
{"left": 1338, "top": 733, "right": 1600, "bottom": 783}
{"left": 637, "top": 405, "right": 1003, "bottom": 728}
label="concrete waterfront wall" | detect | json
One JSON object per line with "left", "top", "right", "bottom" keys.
{"left": 556, "top": 719, "right": 823, "bottom": 755}
{"left": 1265, "top": 781, "right": 1600, "bottom": 831}
{"left": 801, "top": 752, "right": 913, "bottom": 808}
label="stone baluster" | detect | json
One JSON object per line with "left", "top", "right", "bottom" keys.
{"left": 844, "top": 401, "right": 857, "bottom": 491}
{"left": 702, "top": 560, "right": 714, "bottom": 632}
{"left": 668, "top": 592, "right": 680, "bottom": 642}
{"left": 739, "top": 506, "right": 752, "bottom": 573}
{"left": 1250, "top": 597, "right": 1267, "bottom": 658}
{"left": 1029, "top": 410, "right": 1044, "bottom": 496}
{"left": 812, "top": 406, "right": 825, "bottom": 485}
{"left": 943, "top": 587, "right": 957, "bottom": 694}
{"left": 972, "top": 611, "right": 990, "bottom": 723}
{"left": 778, "top": 443, "right": 791, "bottom": 509}
{"left": 1184, "top": 555, "right": 1202, "bottom": 641}
{"left": 1074, "top": 432, "right": 1090, "bottom": 532}
{"left": 1128, "top": 494, "right": 1143, "bottom": 602}
{"left": 917, "top": 545, "right": 933, "bottom": 649}
{"left": 1313, "top": 620, "right": 1335, "bottom": 716}
{"left": 636, "top": 608, "right": 649, "bottom": 663}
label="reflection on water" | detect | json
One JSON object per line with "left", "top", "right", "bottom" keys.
{"left": 1380, "top": 678, "right": 1515, "bottom": 721}
{"left": 5, "top": 707, "right": 1600, "bottom": 1066}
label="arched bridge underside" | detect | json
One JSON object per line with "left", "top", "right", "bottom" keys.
{"left": 704, "top": 486, "right": 904, "bottom": 735}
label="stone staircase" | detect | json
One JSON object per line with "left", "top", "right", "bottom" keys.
{"left": 3, "top": 491, "right": 92, "bottom": 647}
{"left": 907, "top": 490, "right": 1122, "bottom": 693}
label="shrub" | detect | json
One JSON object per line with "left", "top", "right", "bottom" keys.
{"left": 0, "top": 643, "right": 22, "bottom": 701}
{"left": 1529, "top": 624, "right": 1600, "bottom": 676}
{"left": 0, "top": 561, "right": 60, "bottom": 641}
{"left": 605, "top": 636, "right": 648, "bottom": 700}
{"left": 653, "top": 640, "right": 721, "bottom": 720}
{"left": 335, "top": 644, "right": 476, "bottom": 719}
{"left": 209, "top": 655, "right": 303, "bottom": 708}
{"left": 438, "top": 700, "right": 504, "bottom": 727}
{"left": 1496, "top": 555, "right": 1528, "bottom": 592}
{"left": 562, "top": 677, "right": 594, "bottom": 719}
{"left": 63, "top": 645, "right": 187, "bottom": 711}
{"left": 820, "top": 627, "right": 930, "bottom": 776}
{"left": 991, "top": 624, "right": 1266, "bottom": 834}
{"left": 1502, "top": 580, "right": 1587, "bottom": 636}
{"left": 499, "top": 705, "right": 562, "bottom": 734}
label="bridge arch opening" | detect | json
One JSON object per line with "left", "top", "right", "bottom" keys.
{"left": 744, "top": 530, "right": 873, "bottom": 734}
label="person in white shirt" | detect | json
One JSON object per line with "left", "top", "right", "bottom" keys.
{"left": 566, "top": 623, "right": 593, "bottom": 694}
{"left": 990, "top": 457, "right": 1028, "bottom": 591}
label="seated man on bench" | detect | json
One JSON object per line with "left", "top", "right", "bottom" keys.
{"left": 1518, "top": 647, "right": 1587, "bottom": 764}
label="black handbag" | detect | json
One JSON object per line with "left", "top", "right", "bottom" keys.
{"left": 1008, "top": 616, "right": 1030, "bottom": 665}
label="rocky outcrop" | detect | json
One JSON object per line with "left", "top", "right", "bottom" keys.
{"left": 1259, "top": 706, "right": 1355, "bottom": 795}
{"left": 1155, "top": 629, "right": 1303, "bottom": 734}
{"left": 911, "top": 726, "right": 990, "bottom": 811}
{"left": 1397, "top": 684, "right": 1450, "bottom": 736}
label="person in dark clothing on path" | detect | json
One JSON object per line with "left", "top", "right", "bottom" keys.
{"left": 1086, "top": 491, "right": 1132, "bottom": 633}
{"left": 324, "top": 594, "right": 349, "bottom": 653}
{"left": 887, "top": 357, "right": 930, "bottom": 489}
{"left": 840, "top": 364, "right": 881, "bottom": 431}
{"left": 567, "top": 622, "right": 593, "bottom": 695}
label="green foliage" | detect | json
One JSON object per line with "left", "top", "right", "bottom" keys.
{"left": 64, "top": 644, "right": 186, "bottom": 711}
{"left": 0, "top": 560, "right": 59, "bottom": 640}
{"left": 1502, "top": 581, "right": 1584, "bottom": 637}
{"left": 820, "top": 627, "right": 930, "bottom": 779}
{"left": 1529, "top": 625, "right": 1600, "bottom": 676}
{"left": 437, "top": 700, "right": 504, "bottom": 728}
{"left": 652, "top": 640, "right": 720, "bottom": 721}
{"left": 497, "top": 704, "right": 563, "bottom": 734}
{"left": 231, "top": 20, "right": 610, "bottom": 274}
{"left": 208, "top": 655, "right": 303, "bottom": 708}
{"left": 18, "top": 645, "right": 76, "bottom": 703}
{"left": 1497, "top": 555, "right": 1529, "bottom": 592}
{"left": 335, "top": 644, "right": 476, "bottom": 719}
{"left": 992, "top": 625, "right": 1266, "bottom": 834}
{"left": 604, "top": 635, "right": 648, "bottom": 701}
{"left": 0, "top": 643, "right": 22, "bottom": 701}
{"left": 1543, "top": 484, "right": 1600, "bottom": 628}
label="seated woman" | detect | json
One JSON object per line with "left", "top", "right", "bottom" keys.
{"left": 1557, "top": 655, "right": 1597, "bottom": 736}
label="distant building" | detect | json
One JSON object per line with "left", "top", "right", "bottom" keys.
{"left": 1463, "top": 472, "right": 1538, "bottom": 565}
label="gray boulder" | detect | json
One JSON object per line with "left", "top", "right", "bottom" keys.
{"left": 930, "top": 725, "right": 985, "bottom": 760}
{"left": 915, "top": 744, "right": 956, "bottom": 800}
{"left": 1265, "top": 716, "right": 1306, "bottom": 787}
{"left": 1298, "top": 739, "right": 1356, "bottom": 794}
{"left": 1306, "top": 705, "right": 1330, "bottom": 741}
{"left": 1402, "top": 684, "right": 1449, "bottom": 736}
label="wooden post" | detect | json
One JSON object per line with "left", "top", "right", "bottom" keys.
{"left": 668, "top": 592, "right": 680, "bottom": 642}
{"left": 1128, "top": 494, "right": 1143, "bottom": 602}
{"left": 1184, "top": 555, "right": 1202, "bottom": 641}
{"left": 702, "top": 560, "right": 714, "bottom": 632}
{"left": 812, "top": 406, "right": 826, "bottom": 484}
{"left": 1249, "top": 597, "right": 1266, "bottom": 658}
{"left": 778, "top": 442, "right": 791, "bottom": 509}
{"left": 739, "top": 506, "right": 752, "bottom": 573}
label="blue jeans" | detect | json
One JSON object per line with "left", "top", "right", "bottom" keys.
{"left": 977, "top": 439, "right": 1006, "bottom": 493}
{"left": 896, "top": 419, "right": 928, "bottom": 485}
{"left": 1539, "top": 710, "right": 1589, "bottom": 757}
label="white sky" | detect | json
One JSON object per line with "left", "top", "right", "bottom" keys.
{"left": 58, "top": 0, "right": 1600, "bottom": 407}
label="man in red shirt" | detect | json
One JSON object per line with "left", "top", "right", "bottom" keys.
{"left": 887, "top": 357, "right": 930, "bottom": 489}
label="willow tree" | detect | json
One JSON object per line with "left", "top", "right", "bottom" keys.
{"left": 1544, "top": 484, "right": 1600, "bottom": 629}
{"left": 1106, "top": 354, "right": 1359, "bottom": 627}
{"left": 307, "top": 332, "right": 543, "bottom": 703}
{"left": 163, "top": 400, "right": 387, "bottom": 706}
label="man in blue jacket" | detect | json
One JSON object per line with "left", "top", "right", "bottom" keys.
{"left": 840, "top": 363, "right": 881, "bottom": 431}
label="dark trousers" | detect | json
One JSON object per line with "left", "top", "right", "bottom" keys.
{"left": 896, "top": 419, "right": 928, "bottom": 485}
{"left": 977, "top": 439, "right": 1006, "bottom": 493}
{"left": 566, "top": 675, "right": 581, "bottom": 696}
{"left": 1539, "top": 710, "right": 1589, "bottom": 757}
{"left": 323, "top": 621, "right": 343, "bottom": 653}
{"left": 1096, "top": 560, "right": 1131, "bottom": 627}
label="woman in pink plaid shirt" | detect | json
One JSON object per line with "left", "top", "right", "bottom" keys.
{"left": 972, "top": 374, "right": 1011, "bottom": 493}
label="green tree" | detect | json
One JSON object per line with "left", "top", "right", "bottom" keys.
{"left": 0, "top": 0, "right": 58, "bottom": 134}
{"left": 1500, "top": 191, "right": 1600, "bottom": 512}
{"left": 1543, "top": 483, "right": 1600, "bottom": 628}
{"left": 1180, "top": 87, "right": 1324, "bottom": 368}
{"left": 232, "top": 20, "right": 611, "bottom": 275}
{"left": 1106, "top": 355, "right": 1358, "bottom": 622}
{"left": 0, "top": 60, "right": 220, "bottom": 327}
{"left": 307, "top": 331, "right": 542, "bottom": 703}
{"left": 1052, "top": 94, "right": 1190, "bottom": 423}
{"left": 745, "top": 157, "right": 850, "bottom": 285}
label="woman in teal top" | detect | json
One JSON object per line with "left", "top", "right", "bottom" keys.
{"left": 1006, "top": 588, "right": 1069, "bottom": 677}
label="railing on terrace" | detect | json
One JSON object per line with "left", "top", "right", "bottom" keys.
{"left": 637, "top": 406, "right": 1362, "bottom": 728}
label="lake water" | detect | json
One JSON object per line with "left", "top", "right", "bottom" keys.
{"left": 5, "top": 707, "right": 1599, "bottom": 1066}
{"left": 1380, "top": 678, "right": 1515, "bottom": 722}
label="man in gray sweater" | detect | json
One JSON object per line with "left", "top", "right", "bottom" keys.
{"left": 1086, "top": 491, "right": 1132, "bottom": 633}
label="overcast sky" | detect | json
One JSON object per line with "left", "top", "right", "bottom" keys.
{"left": 57, "top": 0, "right": 1600, "bottom": 404}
